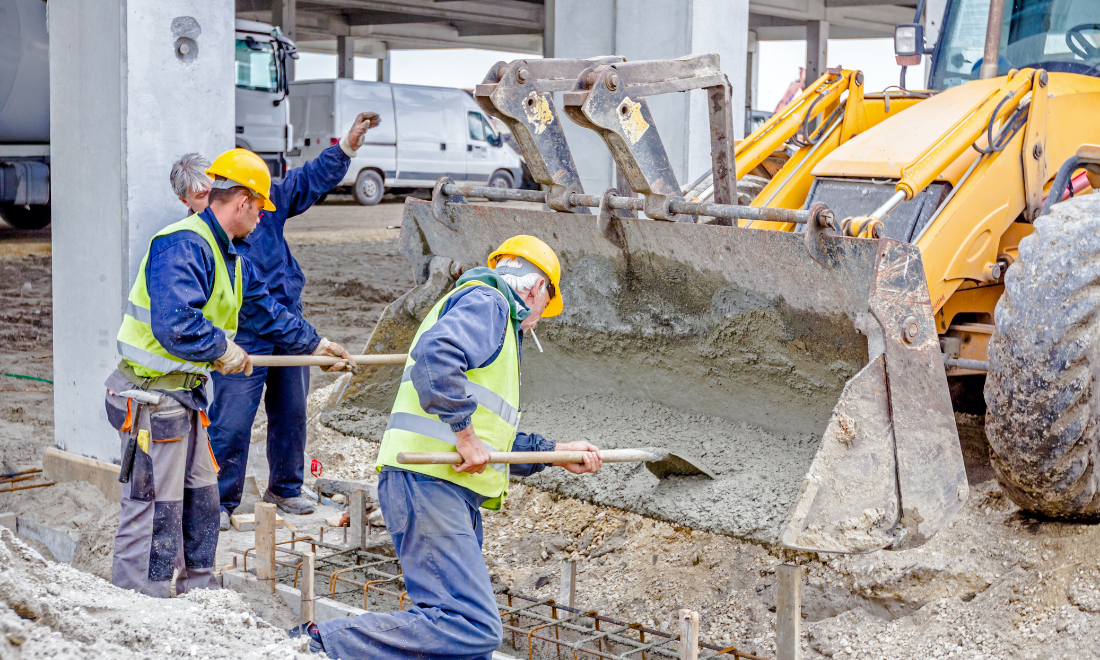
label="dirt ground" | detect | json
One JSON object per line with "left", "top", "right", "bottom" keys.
{"left": 5, "top": 197, "right": 1100, "bottom": 659}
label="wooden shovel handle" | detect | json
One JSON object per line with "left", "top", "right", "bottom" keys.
{"left": 396, "top": 449, "right": 658, "bottom": 465}
{"left": 247, "top": 354, "right": 408, "bottom": 367}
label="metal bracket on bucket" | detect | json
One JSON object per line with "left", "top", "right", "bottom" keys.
{"left": 431, "top": 177, "right": 465, "bottom": 229}
{"left": 597, "top": 188, "right": 629, "bottom": 249}
{"left": 475, "top": 57, "right": 623, "bottom": 213}
{"left": 804, "top": 202, "right": 836, "bottom": 266}
{"left": 562, "top": 54, "right": 737, "bottom": 221}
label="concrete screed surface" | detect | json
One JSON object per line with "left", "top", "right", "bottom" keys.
{"left": 7, "top": 200, "right": 1100, "bottom": 658}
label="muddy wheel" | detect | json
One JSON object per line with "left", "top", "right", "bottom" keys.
{"left": 354, "top": 170, "right": 384, "bottom": 206}
{"left": 985, "top": 194, "right": 1100, "bottom": 519}
{"left": 0, "top": 204, "right": 50, "bottom": 230}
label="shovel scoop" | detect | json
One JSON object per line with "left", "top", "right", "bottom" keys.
{"left": 396, "top": 448, "right": 716, "bottom": 479}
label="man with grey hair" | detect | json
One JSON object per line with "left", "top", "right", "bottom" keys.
{"left": 171, "top": 152, "right": 213, "bottom": 214}
{"left": 168, "top": 111, "right": 382, "bottom": 529}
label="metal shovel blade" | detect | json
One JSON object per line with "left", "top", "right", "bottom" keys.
{"left": 643, "top": 450, "right": 717, "bottom": 480}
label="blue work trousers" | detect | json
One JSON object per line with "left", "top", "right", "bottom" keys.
{"left": 208, "top": 348, "right": 310, "bottom": 514}
{"left": 316, "top": 469, "right": 503, "bottom": 659}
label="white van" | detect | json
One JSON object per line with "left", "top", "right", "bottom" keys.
{"left": 288, "top": 79, "right": 523, "bottom": 205}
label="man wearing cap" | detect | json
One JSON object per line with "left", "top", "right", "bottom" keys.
{"left": 107, "top": 149, "right": 354, "bottom": 597}
{"left": 290, "top": 236, "right": 603, "bottom": 659}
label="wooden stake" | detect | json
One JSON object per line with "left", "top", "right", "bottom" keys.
{"left": 776, "top": 564, "right": 803, "bottom": 660}
{"left": 255, "top": 502, "right": 277, "bottom": 594}
{"left": 559, "top": 559, "right": 576, "bottom": 608}
{"left": 301, "top": 551, "right": 316, "bottom": 624}
{"left": 679, "top": 609, "right": 699, "bottom": 660}
{"left": 349, "top": 488, "right": 367, "bottom": 550}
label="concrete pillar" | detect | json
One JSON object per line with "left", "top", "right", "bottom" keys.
{"left": 543, "top": 0, "right": 555, "bottom": 58}
{"left": 554, "top": 0, "right": 749, "bottom": 196}
{"left": 49, "top": 1, "right": 234, "bottom": 463}
{"left": 746, "top": 30, "right": 759, "bottom": 132}
{"left": 376, "top": 55, "right": 391, "bottom": 83}
{"left": 273, "top": 0, "right": 296, "bottom": 79}
{"left": 337, "top": 35, "right": 355, "bottom": 79}
{"left": 805, "top": 20, "right": 828, "bottom": 84}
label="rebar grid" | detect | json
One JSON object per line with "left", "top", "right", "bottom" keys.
{"left": 243, "top": 541, "right": 770, "bottom": 660}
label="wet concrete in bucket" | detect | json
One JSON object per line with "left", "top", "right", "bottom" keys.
{"left": 518, "top": 393, "right": 821, "bottom": 544}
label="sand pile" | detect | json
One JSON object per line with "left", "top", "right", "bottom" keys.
{"left": 0, "top": 527, "right": 311, "bottom": 659}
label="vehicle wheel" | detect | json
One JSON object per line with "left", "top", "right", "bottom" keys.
{"left": 354, "top": 170, "right": 384, "bottom": 206}
{"left": 0, "top": 204, "right": 51, "bottom": 230}
{"left": 488, "top": 170, "right": 512, "bottom": 190}
{"left": 985, "top": 193, "right": 1100, "bottom": 519}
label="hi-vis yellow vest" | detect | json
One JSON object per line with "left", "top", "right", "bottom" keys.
{"left": 376, "top": 281, "right": 521, "bottom": 509}
{"left": 116, "top": 214, "right": 243, "bottom": 381}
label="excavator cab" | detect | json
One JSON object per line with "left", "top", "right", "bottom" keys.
{"left": 926, "top": 0, "right": 1100, "bottom": 90}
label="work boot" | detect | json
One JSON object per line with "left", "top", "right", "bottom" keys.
{"left": 219, "top": 510, "right": 231, "bottom": 532}
{"left": 263, "top": 489, "right": 315, "bottom": 515}
{"left": 287, "top": 621, "right": 324, "bottom": 653}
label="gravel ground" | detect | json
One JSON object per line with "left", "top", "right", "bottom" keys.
{"left": 5, "top": 201, "right": 1100, "bottom": 659}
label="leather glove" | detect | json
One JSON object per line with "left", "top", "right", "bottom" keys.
{"left": 313, "top": 338, "right": 356, "bottom": 373}
{"left": 341, "top": 111, "right": 382, "bottom": 154}
{"left": 213, "top": 338, "right": 253, "bottom": 376}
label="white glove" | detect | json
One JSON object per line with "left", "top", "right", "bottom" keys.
{"left": 313, "top": 338, "right": 356, "bottom": 373}
{"left": 340, "top": 111, "right": 382, "bottom": 155}
{"left": 213, "top": 338, "right": 253, "bottom": 376}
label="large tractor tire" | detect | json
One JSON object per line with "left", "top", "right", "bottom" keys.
{"left": 985, "top": 193, "right": 1100, "bottom": 519}
{"left": 0, "top": 203, "right": 50, "bottom": 230}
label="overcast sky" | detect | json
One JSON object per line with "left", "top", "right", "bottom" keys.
{"left": 294, "top": 39, "right": 927, "bottom": 112}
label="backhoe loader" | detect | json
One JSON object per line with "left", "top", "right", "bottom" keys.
{"left": 337, "top": 0, "right": 1100, "bottom": 553}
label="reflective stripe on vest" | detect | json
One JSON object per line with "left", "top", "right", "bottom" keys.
{"left": 116, "top": 214, "right": 243, "bottom": 382}
{"left": 376, "top": 281, "right": 521, "bottom": 509}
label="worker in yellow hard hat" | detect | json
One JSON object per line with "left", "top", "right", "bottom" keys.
{"left": 292, "top": 236, "right": 601, "bottom": 657}
{"left": 106, "top": 147, "right": 354, "bottom": 598}
{"left": 169, "top": 112, "right": 382, "bottom": 529}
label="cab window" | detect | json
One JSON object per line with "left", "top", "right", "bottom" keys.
{"left": 468, "top": 112, "right": 487, "bottom": 142}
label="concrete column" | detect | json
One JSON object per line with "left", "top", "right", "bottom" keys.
{"left": 49, "top": 1, "right": 234, "bottom": 463}
{"left": 376, "top": 55, "right": 391, "bottom": 83}
{"left": 337, "top": 35, "right": 355, "bottom": 79}
{"left": 554, "top": 0, "right": 749, "bottom": 196}
{"left": 273, "top": 0, "right": 296, "bottom": 79}
{"left": 543, "top": 0, "right": 555, "bottom": 58}
{"left": 746, "top": 30, "right": 759, "bottom": 131}
{"left": 805, "top": 20, "right": 828, "bottom": 84}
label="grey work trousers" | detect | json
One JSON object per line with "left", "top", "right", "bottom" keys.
{"left": 107, "top": 375, "right": 221, "bottom": 598}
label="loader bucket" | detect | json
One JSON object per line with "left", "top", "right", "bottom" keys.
{"left": 340, "top": 198, "right": 968, "bottom": 553}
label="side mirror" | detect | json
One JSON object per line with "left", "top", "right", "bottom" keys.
{"left": 489, "top": 134, "right": 502, "bottom": 148}
{"left": 894, "top": 23, "right": 926, "bottom": 65}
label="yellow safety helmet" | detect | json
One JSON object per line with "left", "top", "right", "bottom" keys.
{"left": 488, "top": 235, "right": 563, "bottom": 317}
{"left": 205, "top": 148, "right": 276, "bottom": 211}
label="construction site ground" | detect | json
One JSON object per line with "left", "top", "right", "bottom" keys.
{"left": 3, "top": 195, "right": 1100, "bottom": 659}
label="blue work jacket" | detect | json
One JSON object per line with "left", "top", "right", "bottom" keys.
{"left": 235, "top": 144, "right": 351, "bottom": 352}
{"left": 144, "top": 207, "right": 322, "bottom": 372}
{"left": 408, "top": 283, "right": 554, "bottom": 477}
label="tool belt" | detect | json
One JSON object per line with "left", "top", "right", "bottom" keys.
{"left": 116, "top": 360, "right": 207, "bottom": 392}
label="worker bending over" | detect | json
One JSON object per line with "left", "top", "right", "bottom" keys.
{"left": 107, "top": 149, "right": 353, "bottom": 598}
{"left": 292, "top": 236, "right": 602, "bottom": 658}
{"left": 170, "top": 111, "right": 380, "bottom": 526}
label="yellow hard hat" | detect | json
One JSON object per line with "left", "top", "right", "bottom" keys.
{"left": 205, "top": 148, "right": 276, "bottom": 211}
{"left": 488, "top": 235, "right": 563, "bottom": 317}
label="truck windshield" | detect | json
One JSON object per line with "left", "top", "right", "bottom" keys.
{"left": 929, "top": 0, "right": 1100, "bottom": 90}
{"left": 235, "top": 39, "right": 279, "bottom": 93}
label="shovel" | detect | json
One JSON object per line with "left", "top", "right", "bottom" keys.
{"left": 396, "top": 448, "right": 716, "bottom": 479}
{"left": 247, "top": 353, "right": 407, "bottom": 367}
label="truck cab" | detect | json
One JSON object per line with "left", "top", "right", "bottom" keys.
{"left": 234, "top": 19, "right": 297, "bottom": 178}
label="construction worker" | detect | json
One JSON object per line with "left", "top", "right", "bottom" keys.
{"left": 291, "top": 236, "right": 603, "bottom": 658}
{"left": 170, "top": 111, "right": 381, "bottom": 528}
{"left": 106, "top": 149, "right": 354, "bottom": 598}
